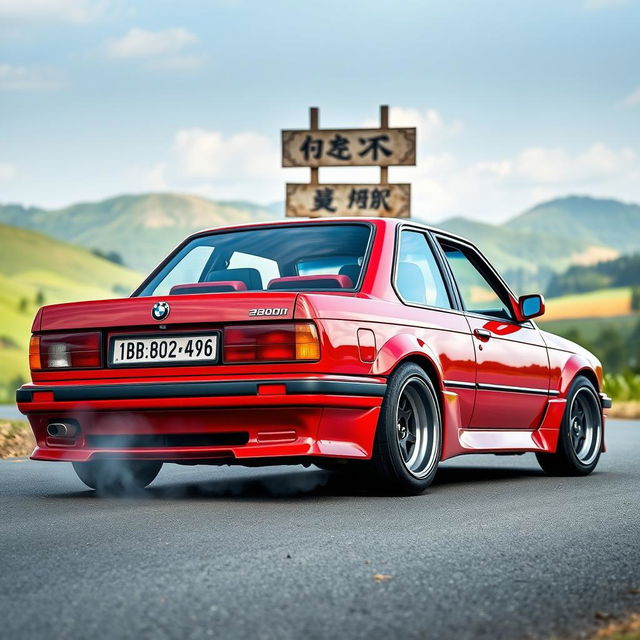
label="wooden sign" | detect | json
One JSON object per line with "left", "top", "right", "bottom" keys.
{"left": 286, "top": 183, "right": 410, "bottom": 218}
{"left": 282, "top": 127, "right": 416, "bottom": 167}
{"left": 283, "top": 106, "right": 414, "bottom": 218}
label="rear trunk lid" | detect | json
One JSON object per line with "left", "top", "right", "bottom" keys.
{"left": 37, "top": 292, "right": 303, "bottom": 332}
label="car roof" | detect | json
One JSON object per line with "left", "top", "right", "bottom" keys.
{"left": 185, "top": 216, "right": 472, "bottom": 246}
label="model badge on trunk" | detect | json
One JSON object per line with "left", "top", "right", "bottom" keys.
{"left": 152, "top": 301, "right": 170, "bottom": 320}
{"left": 248, "top": 308, "right": 288, "bottom": 317}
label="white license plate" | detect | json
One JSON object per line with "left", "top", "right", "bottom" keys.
{"left": 110, "top": 333, "right": 219, "bottom": 366}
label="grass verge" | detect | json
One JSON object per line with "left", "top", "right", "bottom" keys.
{"left": 0, "top": 420, "right": 34, "bottom": 458}
{"left": 607, "top": 403, "right": 640, "bottom": 420}
{"left": 591, "top": 613, "right": 640, "bottom": 640}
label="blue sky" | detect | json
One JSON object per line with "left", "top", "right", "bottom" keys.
{"left": 1, "top": 0, "right": 639, "bottom": 222}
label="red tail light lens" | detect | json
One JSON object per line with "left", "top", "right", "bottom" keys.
{"left": 224, "top": 323, "right": 320, "bottom": 363}
{"left": 32, "top": 332, "right": 102, "bottom": 370}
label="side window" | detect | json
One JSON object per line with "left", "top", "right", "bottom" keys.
{"left": 440, "top": 242, "right": 513, "bottom": 320}
{"left": 396, "top": 230, "right": 451, "bottom": 309}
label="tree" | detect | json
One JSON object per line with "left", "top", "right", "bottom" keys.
{"left": 18, "top": 297, "right": 28, "bottom": 313}
{"left": 35, "top": 290, "right": 45, "bottom": 306}
{"left": 631, "top": 286, "right": 640, "bottom": 312}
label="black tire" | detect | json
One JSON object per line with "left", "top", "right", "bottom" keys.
{"left": 369, "top": 363, "right": 442, "bottom": 495}
{"left": 536, "top": 376, "right": 602, "bottom": 476}
{"left": 72, "top": 459, "right": 163, "bottom": 493}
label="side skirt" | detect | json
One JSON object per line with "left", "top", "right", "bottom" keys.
{"left": 441, "top": 393, "right": 567, "bottom": 459}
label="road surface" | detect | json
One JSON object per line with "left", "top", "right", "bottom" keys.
{"left": 1, "top": 420, "right": 639, "bottom": 640}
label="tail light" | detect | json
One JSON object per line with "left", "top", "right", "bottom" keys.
{"left": 224, "top": 322, "right": 320, "bottom": 363}
{"left": 30, "top": 332, "right": 102, "bottom": 370}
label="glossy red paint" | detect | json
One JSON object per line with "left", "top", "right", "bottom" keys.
{"left": 17, "top": 217, "right": 608, "bottom": 468}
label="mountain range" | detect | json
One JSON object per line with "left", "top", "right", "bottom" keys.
{"left": 0, "top": 193, "right": 276, "bottom": 272}
{"left": 0, "top": 193, "right": 638, "bottom": 292}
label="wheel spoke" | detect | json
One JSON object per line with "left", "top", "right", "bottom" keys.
{"left": 398, "top": 437, "right": 409, "bottom": 460}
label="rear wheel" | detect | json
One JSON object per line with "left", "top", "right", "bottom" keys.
{"left": 72, "top": 459, "right": 162, "bottom": 493}
{"left": 536, "top": 376, "right": 602, "bottom": 476}
{"left": 370, "top": 363, "right": 442, "bottom": 494}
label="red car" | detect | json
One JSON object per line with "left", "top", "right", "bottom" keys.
{"left": 17, "top": 218, "right": 611, "bottom": 494}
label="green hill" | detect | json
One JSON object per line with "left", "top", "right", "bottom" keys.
{"left": 432, "top": 215, "right": 619, "bottom": 293}
{"left": 0, "top": 224, "right": 142, "bottom": 395}
{"left": 545, "top": 253, "right": 640, "bottom": 297}
{"left": 0, "top": 193, "right": 277, "bottom": 272}
{"left": 1, "top": 192, "right": 639, "bottom": 294}
{"left": 505, "top": 195, "right": 640, "bottom": 255}
{"left": 437, "top": 215, "right": 606, "bottom": 269}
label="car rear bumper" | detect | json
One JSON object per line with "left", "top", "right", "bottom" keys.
{"left": 17, "top": 376, "right": 386, "bottom": 463}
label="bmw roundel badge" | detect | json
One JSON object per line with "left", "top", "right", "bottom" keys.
{"left": 152, "top": 301, "right": 170, "bottom": 321}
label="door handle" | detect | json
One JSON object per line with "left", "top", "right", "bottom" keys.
{"left": 473, "top": 328, "right": 492, "bottom": 341}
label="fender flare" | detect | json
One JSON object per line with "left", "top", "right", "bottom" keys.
{"left": 556, "top": 354, "right": 601, "bottom": 398}
{"left": 371, "top": 333, "right": 443, "bottom": 385}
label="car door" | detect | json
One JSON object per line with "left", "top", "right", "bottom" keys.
{"left": 434, "top": 235, "right": 551, "bottom": 430}
{"left": 392, "top": 228, "right": 477, "bottom": 428}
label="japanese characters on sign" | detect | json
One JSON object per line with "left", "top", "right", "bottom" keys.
{"left": 286, "top": 184, "right": 410, "bottom": 218}
{"left": 283, "top": 106, "right": 415, "bottom": 218}
{"left": 282, "top": 128, "right": 416, "bottom": 168}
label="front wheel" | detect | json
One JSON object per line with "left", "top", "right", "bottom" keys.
{"left": 536, "top": 376, "right": 603, "bottom": 476}
{"left": 72, "top": 459, "right": 163, "bottom": 493}
{"left": 370, "top": 363, "right": 442, "bottom": 495}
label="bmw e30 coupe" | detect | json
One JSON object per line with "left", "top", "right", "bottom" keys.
{"left": 17, "top": 218, "right": 611, "bottom": 494}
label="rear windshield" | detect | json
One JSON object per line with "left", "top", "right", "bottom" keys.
{"left": 136, "top": 224, "right": 372, "bottom": 297}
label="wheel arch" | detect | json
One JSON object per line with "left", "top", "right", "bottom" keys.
{"left": 372, "top": 333, "right": 444, "bottom": 391}
{"left": 393, "top": 354, "right": 442, "bottom": 395}
{"left": 573, "top": 367, "right": 600, "bottom": 393}
{"left": 556, "top": 355, "right": 602, "bottom": 397}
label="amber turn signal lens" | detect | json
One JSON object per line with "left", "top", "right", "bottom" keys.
{"left": 224, "top": 322, "right": 320, "bottom": 363}
{"left": 295, "top": 323, "right": 320, "bottom": 361}
{"left": 29, "top": 335, "right": 42, "bottom": 370}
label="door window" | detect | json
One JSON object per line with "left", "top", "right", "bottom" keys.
{"left": 440, "top": 242, "right": 513, "bottom": 320}
{"left": 396, "top": 230, "right": 451, "bottom": 309}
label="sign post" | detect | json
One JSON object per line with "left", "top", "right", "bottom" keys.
{"left": 282, "top": 105, "right": 416, "bottom": 218}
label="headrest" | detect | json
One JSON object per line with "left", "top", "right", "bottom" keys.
{"left": 170, "top": 281, "right": 248, "bottom": 295}
{"left": 338, "top": 264, "right": 361, "bottom": 286}
{"left": 204, "top": 268, "right": 263, "bottom": 291}
{"left": 267, "top": 274, "right": 353, "bottom": 291}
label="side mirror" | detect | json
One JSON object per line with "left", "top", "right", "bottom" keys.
{"left": 518, "top": 294, "right": 545, "bottom": 320}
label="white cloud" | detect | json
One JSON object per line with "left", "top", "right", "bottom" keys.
{"left": 107, "top": 27, "right": 205, "bottom": 69}
{"left": 0, "top": 162, "right": 17, "bottom": 181}
{"left": 623, "top": 87, "right": 640, "bottom": 108}
{"left": 174, "top": 129, "right": 280, "bottom": 181}
{"left": 584, "top": 0, "right": 628, "bottom": 8}
{"left": 511, "top": 143, "right": 637, "bottom": 184}
{"left": 139, "top": 107, "right": 640, "bottom": 222}
{"left": 141, "top": 163, "right": 169, "bottom": 190}
{"left": 363, "top": 106, "right": 463, "bottom": 144}
{"left": 390, "top": 142, "right": 640, "bottom": 222}
{"left": 0, "top": 63, "right": 66, "bottom": 90}
{"left": 0, "top": 0, "right": 107, "bottom": 23}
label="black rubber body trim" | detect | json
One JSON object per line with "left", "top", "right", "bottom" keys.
{"left": 599, "top": 393, "right": 613, "bottom": 409}
{"left": 17, "top": 379, "right": 387, "bottom": 403}
{"left": 86, "top": 432, "right": 249, "bottom": 448}
{"left": 443, "top": 380, "right": 559, "bottom": 396}
{"left": 16, "top": 388, "right": 31, "bottom": 403}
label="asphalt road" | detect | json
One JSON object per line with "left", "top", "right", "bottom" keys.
{"left": 1, "top": 420, "right": 639, "bottom": 640}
